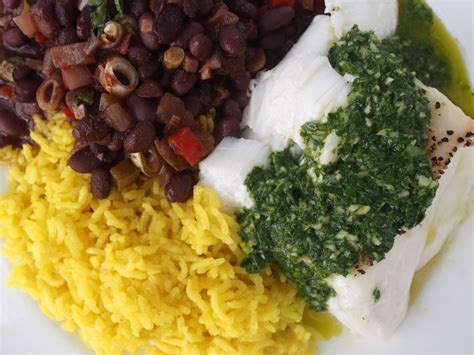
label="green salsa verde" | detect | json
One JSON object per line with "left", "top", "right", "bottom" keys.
{"left": 238, "top": 1, "right": 471, "bottom": 311}
{"left": 238, "top": 27, "right": 437, "bottom": 311}
{"left": 394, "top": 0, "right": 473, "bottom": 117}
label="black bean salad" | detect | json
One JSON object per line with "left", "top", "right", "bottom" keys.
{"left": 0, "top": 0, "right": 324, "bottom": 202}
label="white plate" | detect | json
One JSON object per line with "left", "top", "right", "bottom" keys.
{"left": 1, "top": 1, "right": 473, "bottom": 353}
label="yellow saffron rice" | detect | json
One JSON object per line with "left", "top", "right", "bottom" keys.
{"left": 0, "top": 115, "right": 340, "bottom": 354}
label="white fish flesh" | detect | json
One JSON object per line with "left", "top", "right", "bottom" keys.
{"left": 325, "top": 0, "right": 398, "bottom": 39}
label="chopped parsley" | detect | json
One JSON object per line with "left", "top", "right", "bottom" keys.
{"left": 88, "top": 0, "right": 124, "bottom": 36}
{"left": 73, "top": 91, "right": 95, "bottom": 106}
{"left": 373, "top": 288, "right": 381, "bottom": 303}
{"left": 402, "top": 0, "right": 433, "bottom": 26}
{"left": 238, "top": 27, "right": 437, "bottom": 311}
{"left": 385, "top": 0, "right": 450, "bottom": 89}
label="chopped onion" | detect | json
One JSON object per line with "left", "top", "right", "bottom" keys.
{"left": 36, "top": 74, "right": 65, "bottom": 112}
{"left": 98, "top": 56, "right": 138, "bottom": 99}
{"left": 103, "top": 102, "right": 136, "bottom": 132}
{"left": 110, "top": 159, "right": 140, "bottom": 189}
{"left": 100, "top": 22, "right": 124, "bottom": 49}
{"left": 155, "top": 139, "right": 190, "bottom": 171}
{"left": 50, "top": 42, "right": 96, "bottom": 68}
{"left": 60, "top": 65, "right": 94, "bottom": 90}
{"left": 99, "top": 93, "right": 118, "bottom": 113}
{"left": 13, "top": 0, "right": 37, "bottom": 38}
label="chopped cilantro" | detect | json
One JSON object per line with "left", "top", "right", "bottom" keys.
{"left": 88, "top": 0, "right": 124, "bottom": 36}
{"left": 238, "top": 27, "right": 437, "bottom": 311}
{"left": 73, "top": 91, "right": 95, "bottom": 106}
{"left": 403, "top": 0, "right": 433, "bottom": 26}
{"left": 387, "top": 0, "right": 450, "bottom": 88}
{"left": 373, "top": 288, "right": 381, "bottom": 303}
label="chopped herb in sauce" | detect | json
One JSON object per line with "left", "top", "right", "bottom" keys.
{"left": 384, "top": 0, "right": 450, "bottom": 89}
{"left": 373, "top": 288, "right": 381, "bottom": 303}
{"left": 238, "top": 27, "right": 437, "bottom": 311}
{"left": 389, "top": 0, "right": 473, "bottom": 117}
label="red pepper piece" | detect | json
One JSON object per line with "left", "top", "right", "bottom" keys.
{"left": 269, "top": 0, "right": 295, "bottom": 6}
{"left": 35, "top": 33, "right": 47, "bottom": 44}
{"left": 60, "top": 65, "right": 94, "bottom": 91}
{"left": 0, "top": 84, "right": 13, "bottom": 100}
{"left": 118, "top": 32, "right": 133, "bottom": 55}
{"left": 168, "top": 127, "right": 206, "bottom": 166}
{"left": 63, "top": 105, "right": 76, "bottom": 120}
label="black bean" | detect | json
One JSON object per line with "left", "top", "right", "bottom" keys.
{"left": 218, "top": 25, "right": 246, "bottom": 57}
{"left": 233, "top": 91, "right": 249, "bottom": 109}
{"left": 136, "top": 79, "right": 164, "bottom": 98}
{"left": 153, "top": 5, "right": 185, "bottom": 44}
{"left": 128, "top": 45, "right": 152, "bottom": 65}
{"left": 139, "top": 13, "right": 161, "bottom": 50}
{"left": 196, "top": 0, "right": 214, "bottom": 16}
{"left": 72, "top": 116, "right": 111, "bottom": 143}
{"left": 259, "top": 31, "right": 286, "bottom": 50}
{"left": 174, "top": 21, "right": 205, "bottom": 49}
{"left": 160, "top": 71, "right": 173, "bottom": 89}
{"left": 123, "top": 121, "right": 156, "bottom": 153}
{"left": 258, "top": 6, "right": 295, "bottom": 33}
{"left": 277, "top": 39, "right": 295, "bottom": 58}
{"left": 0, "top": 108, "right": 28, "bottom": 137}
{"left": 165, "top": 170, "right": 195, "bottom": 202}
{"left": 3, "top": 28, "right": 26, "bottom": 47}
{"left": 231, "top": 70, "right": 250, "bottom": 91}
{"left": 14, "top": 102, "right": 41, "bottom": 122}
{"left": 283, "top": 23, "right": 297, "bottom": 37}
{"left": 189, "top": 33, "right": 213, "bottom": 61}
{"left": 231, "top": 0, "right": 257, "bottom": 19}
{"left": 31, "top": 0, "right": 60, "bottom": 39}
{"left": 14, "top": 77, "right": 41, "bottom": 102}
{"left": 184, "top": 91, "right": 202, "bottom": 117}
{"left": 183, "top": 0, "right": 198, "bottom": 18}
{"left": 152, "top": 0, "right": 166, "bottom": 16}
{"left": 125, "top": 0, "right": 148, "bottom": 18}
{"left": 57, "top": 27, "right": 79, "bottom": 45}
{"left": 91, "top": 168, "right": 112, "bottom": 199}
{"left": 220, "top": 55, "right": 245, "bottom": 75}
{"left": 12, "top": 66, "right": 32, "bottom": 82}
{"left": 107, "top": 131, "right": 124, "bottom": 151}
{"left": 125, "top": 94, "right": 157, "bottom": 122}
{"left": 76, "top": 7, "right": 92, "bottom": 41}
{"left": 94, "top": 133, "right": 112, "bottom": 146}
{"left": 68, "top": 147, "right": 103, "bottom": 173}
{"left": 171, "top": 70, "right": 198, "bottom": 96}
{"left": 0, "top": 135, "right": 17, "bottom": 149}
{"left": 246, "top": 47, "right": 266, "bottom": 73}
{"left": 198, "top": 83, "right": 212, "bottom": 111}
{"left": 238, "top": 19, "right": 258, "bottom": 40}
{"left": 214, "top": 116, "right": 240, "bottom": 143}
{"left": 222, "top": 99, "right": 241, "bottom": 120}
{"left": 89, "top": 143, "right": 121, "bottom": 164}
{"left": 8, "top": 44, "right": 42, "bottom": 58}
{"left": 138, "top": 61, "right": 159, "bottom": 81}
{"left": 3, "top": 0, "right": 21, "bottom": 9}
{"left": 55, "top": 0, "right": 78, "bottom": 27}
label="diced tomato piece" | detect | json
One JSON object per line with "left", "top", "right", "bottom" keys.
{"left": 34, "top": 32, "right": 47, "bottom": 44}
{"left": 0, "top": 84, "right": 13, "bottom": 100}
{"left": 63, "top": 106, "right": 76, "bottom": 120}
{"left": 168, "top": 127, "right": 207, "bottom": 166}
{"left": 60, "top": 65, "right": 94, "bottom": 91}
